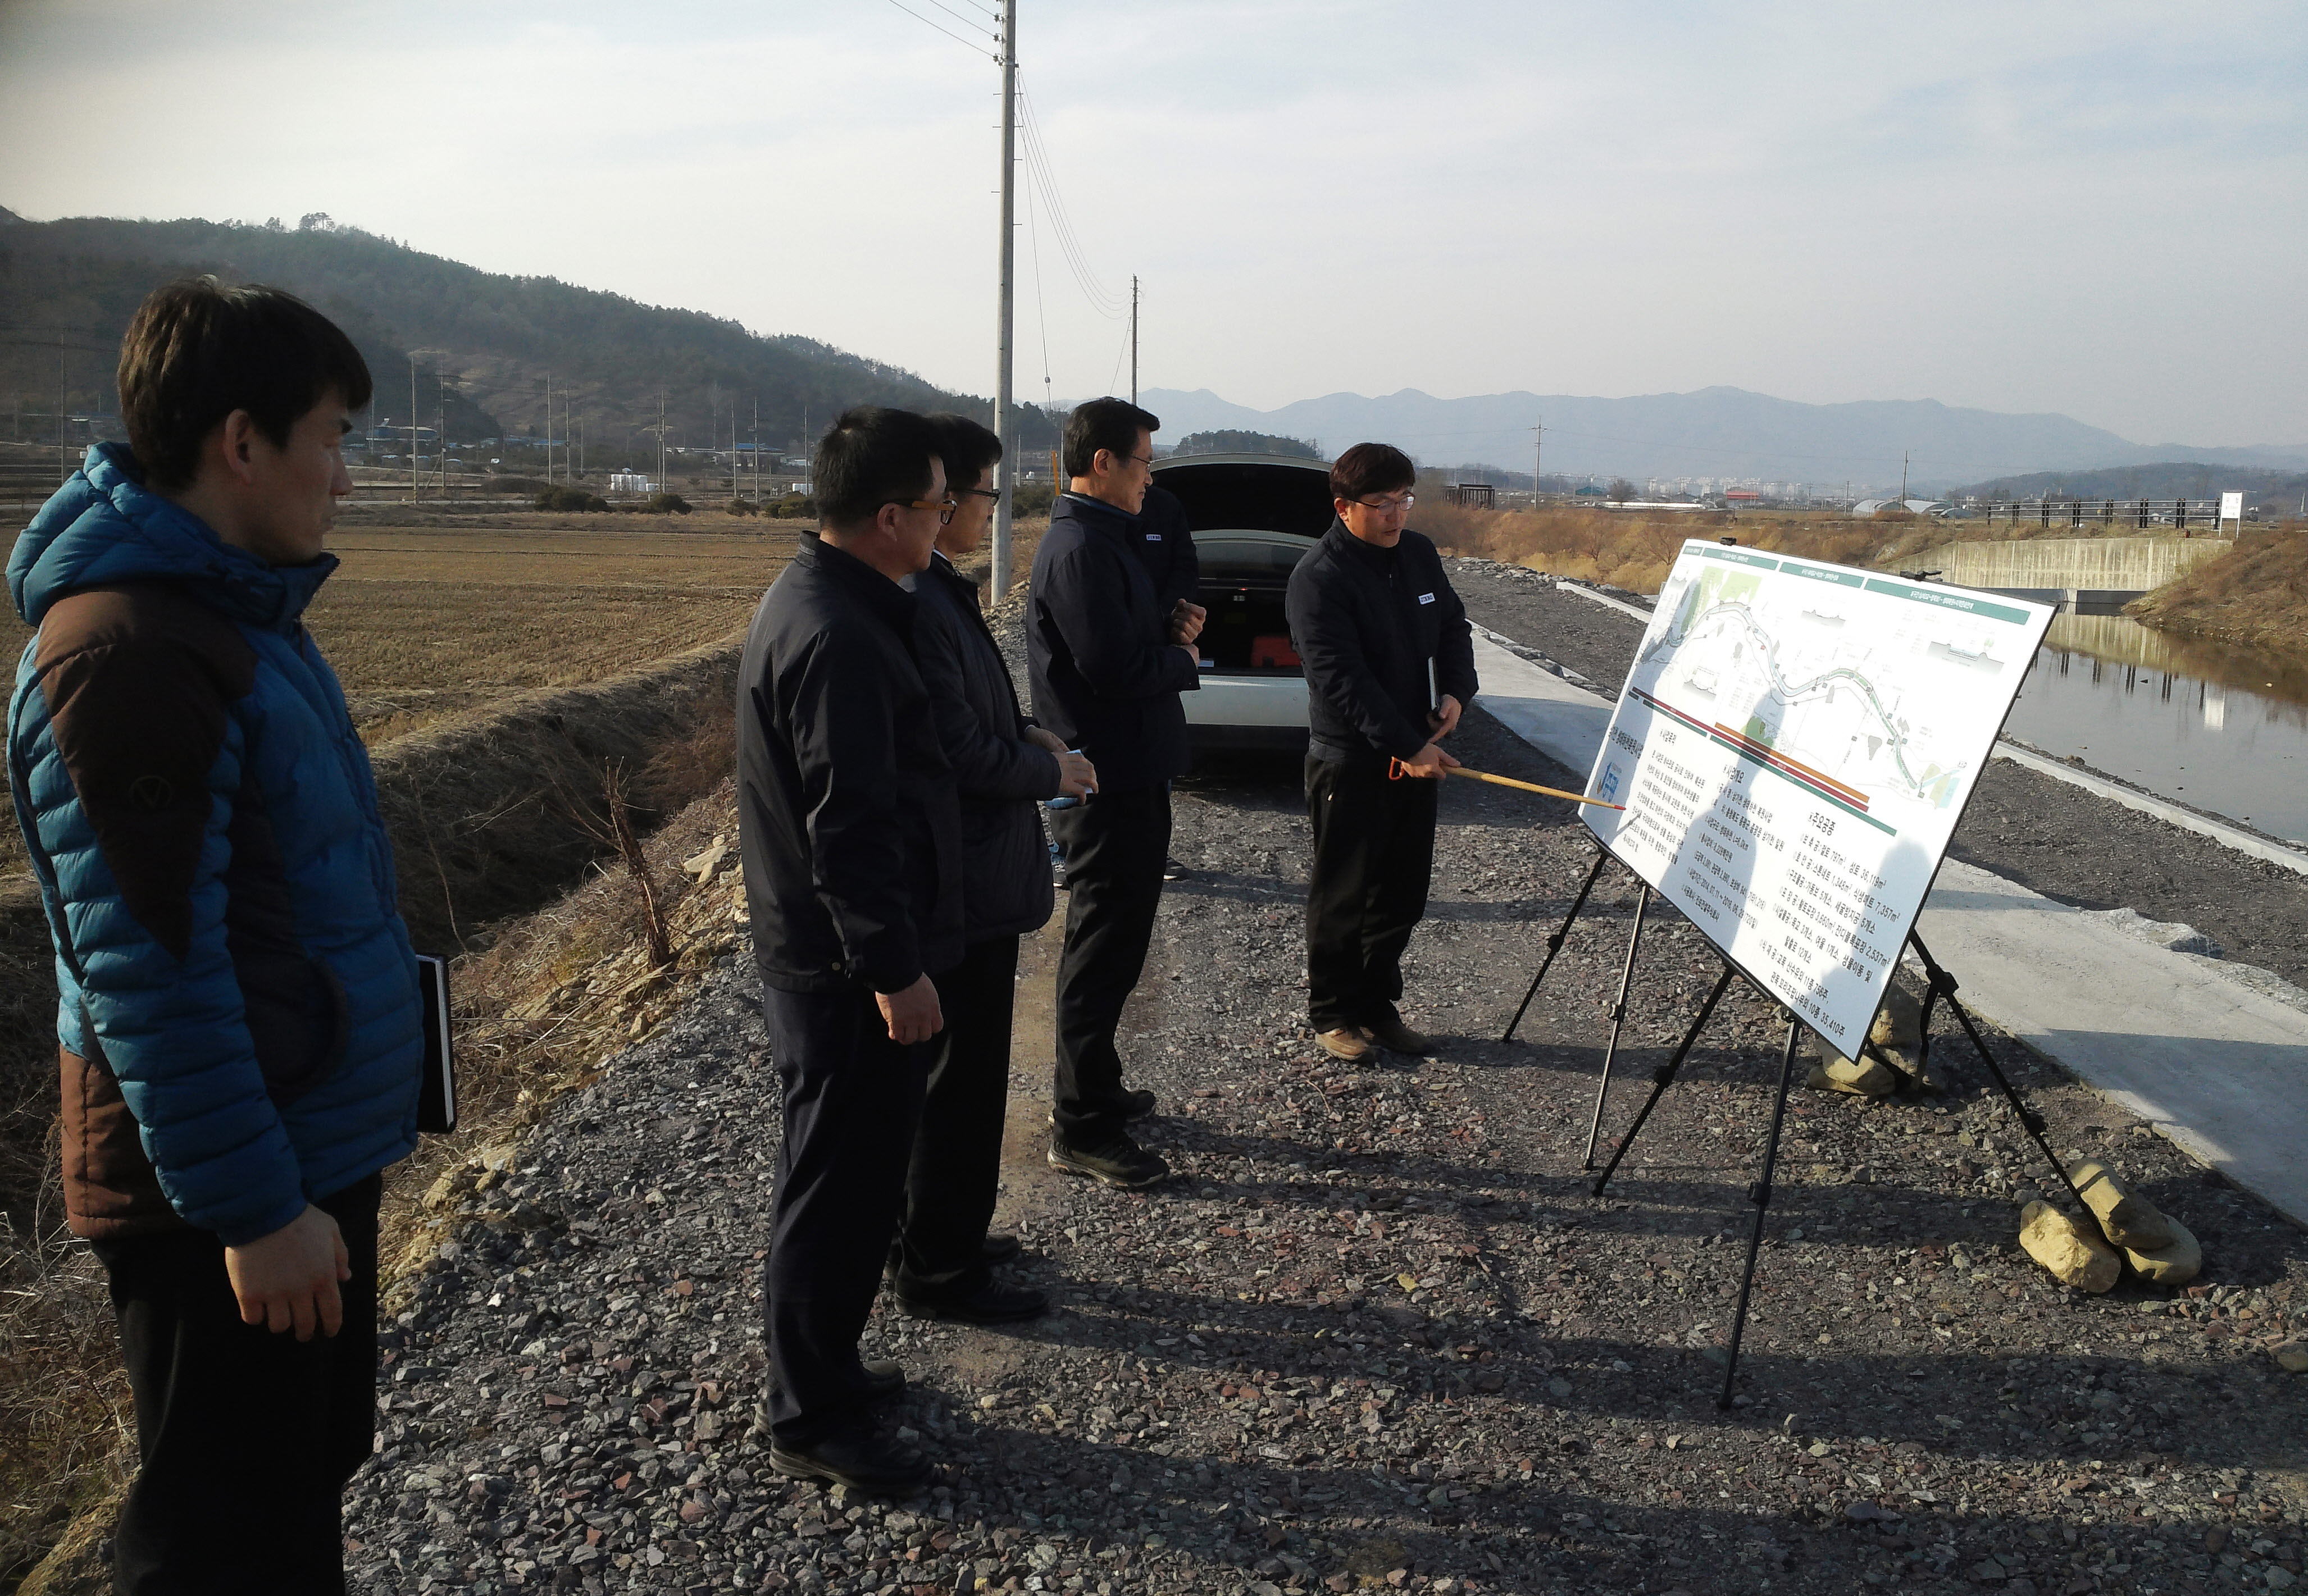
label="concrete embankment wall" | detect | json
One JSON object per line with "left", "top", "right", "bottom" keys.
{"left": 1921, "top": 536, "right": 2232, "bottom": 594}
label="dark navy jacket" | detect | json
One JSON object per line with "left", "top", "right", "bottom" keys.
{"left": 1131, "top": 484, "right": 1201, "bottom": 614}
{"left": 1285, "top": 520, "right": 1478, "bottom": 763}
{"left": 738, "top": 534, "right": 964, "bottom": 995}
{"left": 8, "top": 443, "right": 423, "bottom": 1244}
{"left": 1027, "top": 493, "right": 1200, "bottom": 792}
{"left": 914, "top": 551, "right": 1058, "bottom": 943}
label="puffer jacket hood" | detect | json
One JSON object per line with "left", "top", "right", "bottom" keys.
{"left": 10, "top": 441, "right": 337, "bottom": 633}
{"left": 8, "top": 443, "right": 421, "bottom": 1246}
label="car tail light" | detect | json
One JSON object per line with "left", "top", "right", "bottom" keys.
{"left": 1251, "top": 635, "right": 1300, "bottom": 668}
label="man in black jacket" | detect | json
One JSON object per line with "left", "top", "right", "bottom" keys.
{"left": 1027, "top": 397, "right": 1200, "bottom": 1189}
{"left": 1283, "top": 443, "right": 1478, "bottom": 1064}
{"left": 739, "top": 407, "right": 963, "bottom": 1493}
{"left": 893, "top": 413, "right": 1096, "bottom": 1322}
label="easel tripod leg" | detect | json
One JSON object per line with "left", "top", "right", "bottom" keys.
{"left": 1591, "top": 963, "right": 1737, "bottom": 1197}
{"left": 1582, "top": 884, "right": 1651, "bottom": 1169}
{"left": 1501, "top": 845, "right": 1611, "bottom": 1043}
{"left": 1718, "top": 1016, "right": 1801, "bottom": 1410}
{"left": 1906, "top": 932, "right": 2090, "bottom": 1212}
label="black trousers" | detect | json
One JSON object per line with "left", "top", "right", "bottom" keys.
{"left": 1046, "top": 782, "right": 1171, "bottom": 1145}
{"left": 894, "top": 934, "right": 1020, "bottom": 1300}
{"left": 92, "top": 1173, "right": 382, "bottom": 1596}
{"left": 1305, "top": 751, "right": 1439, "bottom": 1032}
{"left": 760, "top": 981, "right": 930, "bottom": 1445}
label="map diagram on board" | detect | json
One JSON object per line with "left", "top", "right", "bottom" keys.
{"left": 1582, "top": 542, "right": 2054, "bottom": 1049}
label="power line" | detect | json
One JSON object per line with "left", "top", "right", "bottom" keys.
{"left": 1016, "top": 77, "right": 1125, "bottom": 318}
{"left": 916, "top": 0, "right": 1002, "bottom": 35}
{"left": 881, "top": 0, "right": 998, "bottom": 59}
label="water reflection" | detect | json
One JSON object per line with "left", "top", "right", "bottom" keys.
{"left": 2003, "top": 615, "right": 2308, "bottom": 842}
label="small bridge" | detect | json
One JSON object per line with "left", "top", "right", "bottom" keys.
{"left": 1915, "top": 535, "right": 2233, "bottom": 613}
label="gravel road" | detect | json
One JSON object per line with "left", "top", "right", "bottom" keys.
{"left": 341, "top": 592, "right": 2307, "bottom": 1596}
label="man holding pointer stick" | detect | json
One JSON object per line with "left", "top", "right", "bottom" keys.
{"left": 1286, "top": 443, "right": 1478, "bottom": 1064}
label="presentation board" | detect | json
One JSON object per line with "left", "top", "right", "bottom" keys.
{"left": 1580, "top": 541, "right": 2055, "bottom": 1050}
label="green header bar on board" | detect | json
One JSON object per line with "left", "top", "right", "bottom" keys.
{"left": 1860, "top": 578, "right": 2033, "bottom": 624}
{"left": 1783, "top": 561, "right": 1869, "bottom": 589}
{"left": 1696, "top": 545, "right": 1781, "bottom": 571}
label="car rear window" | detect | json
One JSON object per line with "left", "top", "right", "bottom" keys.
{"left": 1197, "top": 539, "right": 1310, "bottom": 576}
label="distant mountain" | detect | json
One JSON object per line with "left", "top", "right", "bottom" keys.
{"left": 1137, "top": 385, "right": 2308, "bottom": 493}
{"left": 0, "top": 211, "right": 1053, "bottom": 463}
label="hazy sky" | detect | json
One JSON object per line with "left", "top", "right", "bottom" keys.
{"left": 3, "top": 0, "right": 2302, "bottom": 445}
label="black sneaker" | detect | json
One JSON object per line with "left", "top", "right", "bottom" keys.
{"left": 1119, "top": 1088, "right": 1157, "bottom": 1120}
{"left": 981, "top": 1232, "right": 1022, "bottom": 1265}
{"left": 1048, "top": 1132, "right": 1169, "bottom": 1189}
{"left": 769, "top": 1419, "right": 930, "bottom": 1495}
{"left": 896, "top": 1280, "right": 1049, "bottom": 1324}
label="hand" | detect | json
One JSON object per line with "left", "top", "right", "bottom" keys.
{"left": 876, "top": 974, "right": 944, "bottom": 1045}
{"left": 1396, "top": 741, "right": 1462, "bottom": 779}
{"left": 1023, "top": 726, "right": 1067, "bottom": 755}
{"left": 1427, "top": 693, "right": 1463, "bottom": 739}
{"left": 224, "top": 1204, "right": 351, "bottom": 1340}
{"left": 1167, "top": 600, "right": 1208, "bottom": 646}
{"left": 1055, "top": 750, "right": 1098, "bottom": 799}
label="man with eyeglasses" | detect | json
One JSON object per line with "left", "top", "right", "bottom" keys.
{"left": 888, "top": 412, "right": 1096, "bottom": 1324}
{"left": 1027, "top": 396, "right": 1201, "bottom": 1190}
{"left": 1285, "top": 442, "right": 1477, "bottom": 1066}
{"left": 739, "top": 406, "right": 964, "bottom": 1492}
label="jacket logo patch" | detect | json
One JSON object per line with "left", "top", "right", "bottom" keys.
{"left": 1417, "top": 592, "right": 1436, "bottom": 605}
{"left": 1145, "top": 532, "right": 1162, "bottom": 541}
{"left": 128, "top": 774, "right": 175, "bottom": 811}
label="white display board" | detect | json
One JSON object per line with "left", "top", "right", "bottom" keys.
{"left": 1581, "top": 542, "right": 2055, "bottom": 1050}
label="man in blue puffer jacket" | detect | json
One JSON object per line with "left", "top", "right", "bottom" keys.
{"left": 8, "top": 279, "right": 422, "bottom": 1592}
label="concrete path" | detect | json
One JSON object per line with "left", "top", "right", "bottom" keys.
{"left": 1468, "top": 630, "right": 2308, "bottom": 1229}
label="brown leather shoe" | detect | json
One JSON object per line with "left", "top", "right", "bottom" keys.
{"left": 1316, "top": 1026, "right": 1374, "bottom": 1063}
{"left": 1366, "top": 1016, "right": 1436, "bottom": 1054}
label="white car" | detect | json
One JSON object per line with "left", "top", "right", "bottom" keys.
{"left": 1153, "top": 452, "right": 1335, "bottom": 753}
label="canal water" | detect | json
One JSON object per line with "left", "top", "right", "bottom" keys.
{"left": 2001, "top": 614, "right": 2308, "bottom": 843}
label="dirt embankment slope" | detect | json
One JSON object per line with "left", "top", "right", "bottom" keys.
{"left": 2126, "top": 528, "right": 2308, "bottom": 653}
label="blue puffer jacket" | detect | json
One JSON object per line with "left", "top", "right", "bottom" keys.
{"left": 8, "top": 443, "right": 422, "bottom": 1246}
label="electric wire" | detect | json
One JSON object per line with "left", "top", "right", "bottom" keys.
{"left": 1023, "top": 147, "right": 1055, "bottom": 410}
{"left": 916, "top": 0, "right": 1003, "bottom": 34}
{"left": 1016, "top": 76, "right": 1126, "bottom": 318}
{"left": 881, "top": 0, "right": 998, "bottom": 60}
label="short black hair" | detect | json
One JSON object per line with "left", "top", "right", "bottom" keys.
{"left": 923, "top": 412, "right": 1003, "bottom": 492}
{"left": 814, "top": 406, "right": 940, "bottom": 531}
{"left": 1062, "top": 396, "right": 1159, "bottom": 480}
{"left": 1331, "top": 442, "right": 1416, "bottom": 502}
{"left": 117, "top": 277, "right": 373, "bottom": 493}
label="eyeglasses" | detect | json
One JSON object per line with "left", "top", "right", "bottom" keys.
{"left": 887, "top": 495, "right": 959, "bottom": 525}
{"left": 1124, "top": 453, "right": 1155, "bottom": 472}
{"left": 1354, "top": 494, "right": 1415, "bottom": 512}
{"left": 957, "top": 486, "right": 1001, "bottom": 503}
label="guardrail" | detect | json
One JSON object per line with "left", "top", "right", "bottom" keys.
{"left": 1984, "top": 499, "right": 2235, "bottom": 533}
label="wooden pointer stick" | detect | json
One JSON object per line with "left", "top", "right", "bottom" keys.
{"left": 1387, "top": 758, "right": 1627, "bottom": 810}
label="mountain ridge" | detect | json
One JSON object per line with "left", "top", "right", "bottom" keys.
{"left": 1137, "top": 384, "right": 2308, "bottom": 492}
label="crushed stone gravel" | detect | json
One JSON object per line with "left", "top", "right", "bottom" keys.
{"left": 340, "top": 580, "right": 2308, "bottom": 1596}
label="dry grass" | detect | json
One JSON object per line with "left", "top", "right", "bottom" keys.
{"left": 2127, "top": 525, "right": 2308, "bottom": 651}
{"left": 1413, "top": 501, "right": 1960, "bottom": 594}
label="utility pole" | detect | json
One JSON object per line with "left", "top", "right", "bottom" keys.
{"left": 544, "top": 371, "right": 554, "bottom": 485}
{"left": 1532, "top": 417, "right": 1544, "bottom": 508}
{"left": 1900, "top": 450, "right": 1909, "bottom": 505}
{"left": 1129, "top": 274, "right": 1139, "bottom": 405}
{"left": 990, "top": 0, "right": 1019, "bottom": 599}
{"left": 408, "top": 359, "right": 422, "bottom": 500}
{"left": 753, "top": 398, "right": 761, "bottom": 505}
{"left": 657, "top": 390, "right": 667, "bottom": 490}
